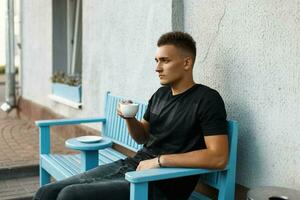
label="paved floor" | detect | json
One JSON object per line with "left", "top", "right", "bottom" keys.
{"left": 0, "top": 74, "right": 76, "bottom": 199}
{"left": 0, "top": 176, "right": 39, "bottom": 200}
{"left": 0, "top": 110, "right": 75, "bottom": 169}
{"left": 0, "top": 110, "right": 77, "bottom": 199}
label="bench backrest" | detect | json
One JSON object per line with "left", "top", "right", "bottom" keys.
{"left": 102, "top": 92, "right": 147, "bottom": 152}
{"left": 200, "top": 120, "right": 238, "bottom": 188}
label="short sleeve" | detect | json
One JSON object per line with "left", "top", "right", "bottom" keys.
{"left": 197, "top": 90, "right": 227, "bottom": 136}
{"left": 143, "top": 95, "right": 153, "bottom": 122}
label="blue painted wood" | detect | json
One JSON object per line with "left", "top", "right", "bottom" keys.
{"left": 39, "top": 167, "right": 51, "bottom": 187}
{"left": 39, "top": 126, "right": 50, "bottom": 154}
{"left": 188, "top": 191, "right": 211, "bottom": 200}
{"left": 65, "top": 137, "right": 112, "bottom": 151}
{"left": 216, "top": 120, "right": 238, "bottom": 200}
{"left": 53, "top": 155, "right": 79, "bottom": 175}
{"left": 100, "top": 148, "right": 127, "bottom": 160}
{"left": 39, "top": 126, "right": 51, "bottom": 186}
{"left": 36, "top": 117, "right": 106, "bottom": 127}
{"left": 125, "top": 167, "right": 222, "bottom": 183}
{"left": 52, "top": 83, "right": 82, "bottom": 103}
{"left": 60, "top": 155, "right": 81, "bottom": 173}
{"left": 102, "top": 93, "right": 143, "bottom": 153}
{"left": 65, "top": 137, "right": 113, "bottom": 170}
{"left": 80, "top": 151, "right": 98, "bottom": 172}
{"left": 125, "top": 120, "right": 238, "bottom": 200}
{"left": 36, "top": 92, "right": 238, "bottom": 200}
{"left": 130, "top": 182, "right": 148, "bottom": 200}
{"left": 40, "top": 155, "right": 74, "bottom": 180}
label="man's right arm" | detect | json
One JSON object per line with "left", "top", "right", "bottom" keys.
{"left": 124, "top": 118, "right": 150, "bottom": 144}
{"left": 117, "top": 105, "right": 150, "bottom": 144}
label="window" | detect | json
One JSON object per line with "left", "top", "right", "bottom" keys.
{"left": 53, "top": 0, "right": 82, "bottom": 76}
{"left": 51, "top": 0, "right": 82, "bottom": 107}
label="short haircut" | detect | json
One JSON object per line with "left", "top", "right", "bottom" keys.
{"left": 157, "top": 31, "right": 197, "bottom": 63}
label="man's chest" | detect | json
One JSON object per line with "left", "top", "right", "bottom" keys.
{"left": 149, "top": 97, "right": 199, "bottom": 128}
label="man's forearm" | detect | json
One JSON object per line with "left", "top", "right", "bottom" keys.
{"left": 125, "top": 118, "right": 149, "bottom": 144}
{"left": 160, "top": 149, "right": 228, "bottom": 169}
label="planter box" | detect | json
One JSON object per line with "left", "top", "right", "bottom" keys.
{"left": 52, "top": 83, "right": 81, "bottom": 103}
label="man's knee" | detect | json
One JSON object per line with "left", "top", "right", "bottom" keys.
{"left": 32, "top": 184, "right": 57, "bottom": 200}
{"left": 56, "top": 185, "right": 79, "bottom": 200}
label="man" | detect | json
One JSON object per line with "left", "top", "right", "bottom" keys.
{"left": 33, "top": 31, "right": 228, "bottom": 200}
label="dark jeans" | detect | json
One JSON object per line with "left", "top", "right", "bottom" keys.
{"left": 33, "top": 159, "right": 167, "bottom": 200}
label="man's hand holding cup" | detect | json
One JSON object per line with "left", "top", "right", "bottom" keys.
{"left": 117, "top": 100, "right": 139, "bottom": 119}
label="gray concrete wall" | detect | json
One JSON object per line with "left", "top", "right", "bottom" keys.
{"left": 0, "top": 0, "right": 5, "bottom": 65}
{"left": 21, "top": 0, "right": 299, "bottom": 190}
{"left": 184, "top": 0, "right": 300, "bottom": 190}
{"left": 21, "top": 1, "right": 53, "bottom": 104}
{"left": 82, "top": 0, "right": 173, "bottom": 116}
{"left": 21, "top": 0, "right": 172, "bottom": 119}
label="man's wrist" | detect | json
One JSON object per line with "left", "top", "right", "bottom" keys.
{"left": 122, "top": 116, "right": 135, "bottom": 120}
{"left": 157, "top": 155, "right": 163, "bottom": 167}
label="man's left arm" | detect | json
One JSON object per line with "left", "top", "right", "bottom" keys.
{"left": 136, "top": 134, "right": 228, "bottom": 171}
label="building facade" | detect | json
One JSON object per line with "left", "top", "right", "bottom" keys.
{"left": 20, "top": 0, "right": 300, "bottom": 191}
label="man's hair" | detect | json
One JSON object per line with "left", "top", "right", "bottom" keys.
{"left": 157, "top": 31, "right": 196, "bottom": 63}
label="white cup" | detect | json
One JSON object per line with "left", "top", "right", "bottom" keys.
{"left": 119, "top": 103, "right": 139, "bottom": 118}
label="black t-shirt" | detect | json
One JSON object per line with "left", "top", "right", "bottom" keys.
{"left": 130, "top": 84, "right": 227, "bottom": 199}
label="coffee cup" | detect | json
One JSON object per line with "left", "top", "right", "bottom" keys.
{"left": 119, "top": 102, "right": 139, "bottom": 118}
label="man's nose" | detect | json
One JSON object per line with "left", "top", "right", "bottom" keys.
{"left": 155, "top": 63, "right": 163, "bottom": 72}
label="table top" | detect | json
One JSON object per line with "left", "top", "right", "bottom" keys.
{"left": 65, "top": 137, "right": 112, "bottom": 151}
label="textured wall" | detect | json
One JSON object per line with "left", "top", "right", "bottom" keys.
{"left": 184, "top": 0, "right": 300, "bottom": 190}
{"left": 0, "top": 0, "right": 6, "bottom": 65}
{"left": 21, "top": 0, "right": 173, "bottom": 120}
{"left": 21, "top": 1, "right": 53, "bottom": 104}
{"left": 21, "top": 0, "right": 299, "bottom": 190}
{"left": 81, "top": 0, "right": 173, "bottom": 117}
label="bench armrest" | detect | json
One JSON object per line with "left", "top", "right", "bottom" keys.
{"left": 37, "top": 117, "right": 106, "bottom": 155}
{"left": 125, "top": 167, "right": 226, "bottom": 183}
{"left": 36, "top": 117, "right": 106, "bottom": 127}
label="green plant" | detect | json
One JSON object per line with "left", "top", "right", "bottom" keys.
{"left": 51, "top": 71, "right": 81, "bottom": 86}
{"left": 0, "top": 65, "right": 19, "bottom": 75}
{"left": 0, "top": 65, "right": 4, "bottom": 74}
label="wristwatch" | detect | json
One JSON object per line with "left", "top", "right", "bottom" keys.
{"left": 157, "top": 155, "right": 162, "bottom": 167}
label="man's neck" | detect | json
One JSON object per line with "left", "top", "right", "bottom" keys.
{"left": 170, "top": 80, "right": 196, "bottom": 96}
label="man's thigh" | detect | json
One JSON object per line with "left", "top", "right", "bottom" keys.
{"left": 57, "top": 179, "right": 130, "bottom": 200}
{"left": 33, "top": 159, "right": 131, "bottom": 200}
{"left": 82, "top": 159, "right": 135, "bottom": 180}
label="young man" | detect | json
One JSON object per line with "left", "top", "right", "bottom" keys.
{"left": 33, "top": 32, "right": 228, "bottom": 200}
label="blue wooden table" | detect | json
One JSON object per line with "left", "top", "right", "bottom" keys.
{"left": 65, "top": 137, "right": 112, "bottom": 172}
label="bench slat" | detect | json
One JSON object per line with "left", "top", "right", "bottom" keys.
{"left": 60, "top": 155, "right": 82, "bottom": 173}
{"left": 41, "top": 155, "right": 73, "bottom": 180}
{"left": 102, "top": 148, "right": 127, "bottom": 160}
{"left": 51, "top": 155, "right": 80, "bottom": 175}
{"left": 99, "top": 149, "right": 121, "bottom": 161}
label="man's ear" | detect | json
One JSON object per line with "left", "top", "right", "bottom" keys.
{"left": 183, "top": 56, "right": 193, "bottom": 70}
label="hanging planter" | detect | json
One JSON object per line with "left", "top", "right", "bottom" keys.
{"left": 51, "top": 71, "right": 82, "bottom": 103}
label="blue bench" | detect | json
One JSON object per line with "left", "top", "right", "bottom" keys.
{"left": 36, "top": 91, "right": 238, "bottom": 200}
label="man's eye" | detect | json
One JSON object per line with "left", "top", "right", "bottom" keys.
{"left": 164, "top": 60, "right": 169, "bottom": 63}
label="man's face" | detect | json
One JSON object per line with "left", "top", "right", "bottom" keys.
{"left": 155, "top": 45, "right": 188, "bottom": 86}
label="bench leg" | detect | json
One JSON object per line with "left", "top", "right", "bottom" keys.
{"left": 40, "top": 167, "right": 51, "bottom": 186}
{"left": 218, "top": 171, "right": 235, "bottom": 200}
{"left": 130, "top": 182, "right": 148, "bottom": 200}
{"left": 81, "top": 150, "right": 99, "bottom": 172}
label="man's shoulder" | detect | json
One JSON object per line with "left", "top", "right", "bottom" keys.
{"left": 151, "top": 84, "right": 223, "bottom": 101}
{"left": 194, "top": 84, "right": 222, "bottom": 99}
